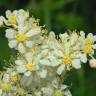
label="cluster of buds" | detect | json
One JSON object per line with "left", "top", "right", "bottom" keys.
{"left": 0, "top": 9, "right": 96, "bottom": 96}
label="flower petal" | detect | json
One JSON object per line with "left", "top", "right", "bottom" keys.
{"left": 15, "top": 60, "right": 24, "bottom": 65}
{"left": 5, "top": 29, "right": 16, "bottom": 39}
{"left": 26, "top": 27, "right": 41, "bottom": 37}
{"left": 8, "top": 40, "right": 18, "bottom": 48}
{"left": 24, "top": 71, "right": 31, "bottom": 76}
{"left": 39, "top": 59, "right": 51, "bottom": 66}
{"left": 17, "top": 65, "right": 26, "bottom": 73}
{"left": 39, "top": 69, "right": 47, "bottom": 78}
{"left": 6, "top": 10, "right": 12, "bottom": 18}
{"left": 18, "top": 43, "right": 26, "bottom": 53}
{"left": 92, "top": 44, "right": 96, "bottom": 49}
{"left": 25, "top": 41, "right": 33, "bottom": 48}
{"left": 57, "top": 65, "right": 65, "bottom": 75}
{"left": 25, "top": 52, "right": 32, "bottom": 63}
{"left": 80, "top": 54, "right": 87, "bottom": 63}
{"left": 93, "top": 35, "right": 96, "bottom": 41}
{"left": 72, "top": 59, "right": 81, "bottom": 69}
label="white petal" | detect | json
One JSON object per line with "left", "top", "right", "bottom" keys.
{"left": 87, "top": 33, "right": 93, "bottom": 39}
{"left": 39, "top": 59, "right": 51, "bottom": 66}
{"left": 5, "top": 29, "right": 15, "bottom": 39}
{"left": 0, "top": 16, "right": 5, "bottom": 26}
{"left": 33, "top": 64, "right": 39, "bottom": 70}
{"left": 24, "top": 71, "right": 31, "bottom": 76}
{"left": 57, "top": 65, "right": 65, "bottom": 75}
{"left": 39, "top": 49, "right": 48, "bottom": 58}
{"left": 25, "top": 52, "right": 32, "bottom": 63}
{"left": 80, "top": 31, "right": 85, "bottom": 37}
{"left": 25, "top": 41, "right": 33, "bottom": 48}
{"left": 18, "top": 43, "right": 26, "bottom": 53}
{"left": 34, "top": 91, "right": 42, "bottom": 96}
{"left": 80, "top": 54, "right": 87, "bottom": 63}
{"left": 72, "top": 59, "right": 81, "bottom": 69}
{"left": 39, "top": 69, "right": 47, "bottom": 78}
{"left": 93, "top": 35, "right": 96, "bottom": 41}
{"left": 8, "top": 40, "right": 18, "bottom": 48}
{"left": 26, "top": 27, "right": 41, "bottom": 37}
{"left": 61, "top": 84, "right": 68, "bottom": 90}
{"left": 0, "top": 89, "right": 2, "bottom": 95}
{"left": 92, "top": 44, "right": 96, "bottom": 49}
{"left": 15, "top": 60, "right": 24, "bottom": 65}
{"left": 51, "top": 59, "right": 60, "bottom": 67}
{"left": 6, "top": 10, "right": 11, "bottom": 18}
{"left": 53, "top": 50, "right": 63, "bottom": 57}
{"left": 17, "top": 17, "right": 25, "bottom": 28}
{"left": 64, "top": 90, "right": 72, "bottom": 96}
{"left": 17, "top": 65, "right": 26, "bottom": 73}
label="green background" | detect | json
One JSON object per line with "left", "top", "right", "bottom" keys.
{"left": 0, "top": 0, "right": 96, "bottom": 96}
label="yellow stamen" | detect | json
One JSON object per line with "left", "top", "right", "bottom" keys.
{"left": 10, "top": 74, "right": 18, "bottom": 81}
{"left": 55, "top": 90, "right": 62, "bottom": 96}
{"left": 63, "top": 55, "right": 72, "bottom": 64}
{"left": 26, "top": 63, "right": 33, "bottom": 71}
{"left": 84, "top": 38, "right": 93, "bottom": 45}
{"left": 16, "top": 33, "right": 27, "bottom": 42}
{"left": 8, "top": 15, "right": 17, "bottom": 24}
{"left": 82, "top": 45, "right": 92, "bottom": 54}
{"left": 1, "top": 82, "right": 11, "bottom": 92}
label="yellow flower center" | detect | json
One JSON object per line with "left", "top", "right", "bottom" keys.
{"left": 55, "top": 90, "right": 62, "bottom": 96}
{"left": 84, "top": 38, "right": 93, "bottom": 45}
{"left": 8, "top": 15, "right": 17, "bottom": 24}
{"left": 16, "top": 33, "right": 27, "bottom": 42}
{"left": 10, "top": 74, "right": 18, "bottom": 81}
{"left": 82, "top": 45, "right": 92, "bottom": 54}
{"left": 1, "top": 82, "right": 11, "bottom": 92}
{"left": 63, "top": 55, "right": 72, "bottom": 64}
{"left": 26, "top": 63, "right": 33, "bottom": 71}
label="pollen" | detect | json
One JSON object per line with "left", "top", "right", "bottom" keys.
{"left": 55, "top": 90, "right": 62, "bottom": 96}
{"left": 26, "top": 63, "right": 33, "bottom": 71}
{"left": 63, "top": 55, "right": 72, "bottom": 64}
{"left": 16, "top": 33, "right": 27, "bottom": 42}
{"left": 10, "top": 74, "right": 18, "bottom": 81}
{"left": 1, "top": 82, "right": 11, "bottom": 92}
{"left": 82, "top": 45, "right": 92, "bottom": 54}
{"left": 84, "top": 38, "right": 93, "bottom": 45}
{"left": 8, "top": 15, "right": 17, "bottom": 24}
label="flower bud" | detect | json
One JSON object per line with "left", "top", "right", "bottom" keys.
{"left": 89, "top": 59, "right": 96, "bottom": 68}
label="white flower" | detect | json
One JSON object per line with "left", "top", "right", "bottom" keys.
{"left": 15, "top": 52, "right": 39, "bottom": 76}
{"left": 55, "top": 84, "right": 72, "bottom": 96}
{"left": 39, "top": 32, "right": 62, "bottom": 67}
{"left": 5, "top": 9, "right": 29, "bottom": 26}
{"left": 5, "top": 25, "right": 42, "bottom": 53}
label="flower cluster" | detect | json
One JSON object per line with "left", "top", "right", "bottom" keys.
{"left": 0, "top": 9, "right": 96, "bottom": 96}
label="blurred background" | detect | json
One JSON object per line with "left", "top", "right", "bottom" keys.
{"left": 0, "top": 0, "right": 96, "bottom": 96}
